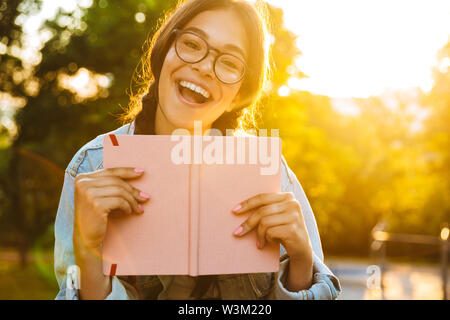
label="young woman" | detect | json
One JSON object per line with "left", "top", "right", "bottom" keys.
{"left": 54, "top": 0, "right": 341, "bottom": 300}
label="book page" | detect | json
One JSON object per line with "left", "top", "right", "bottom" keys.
{"left": 197, "top": 136, "right": 281, "bottom": 275}
{"left": 102, "top": 135, "right": 190, "bottom": 275}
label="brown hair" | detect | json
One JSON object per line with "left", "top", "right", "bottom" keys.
{"left": 118, "top": 0, "right": 271, "bottom": 135}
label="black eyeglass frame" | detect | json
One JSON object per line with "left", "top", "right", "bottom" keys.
{"left": 172, "top": 28, "right": 248, "bottom": 85}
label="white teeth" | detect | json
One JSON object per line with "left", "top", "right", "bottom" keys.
{"left": 179, "top": 80, "right": 211, "bottom": 99}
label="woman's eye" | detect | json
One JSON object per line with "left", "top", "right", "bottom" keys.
{"left": 184, "top": 40, "right": 201, "bottom": 50}
{"left": 221, "top": 59, "right": 239, "bottom": 70}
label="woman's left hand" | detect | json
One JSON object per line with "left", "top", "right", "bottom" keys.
{"left": 232, "top": 192, "right": 313, "bottom": 267}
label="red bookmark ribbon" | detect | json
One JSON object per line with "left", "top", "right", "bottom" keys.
{"left": 109, "top": 134, "right": 119, "bottom": 146}
{"left": 109, "top": 264, "right": 117, "bottom": 276}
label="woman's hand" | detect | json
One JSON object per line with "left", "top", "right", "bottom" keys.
{"left": 73, "top": 167, "right": 150, "bottom": 250}
{"left": 73, "top": 167, "right": 150, "bottom": 299}
{"left": 231, "top": 192, "right": 313, "bottom": 291}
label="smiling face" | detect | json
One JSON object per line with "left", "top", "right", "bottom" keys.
{"left": 156, "top": 9, "right": 249, "bottom": 134}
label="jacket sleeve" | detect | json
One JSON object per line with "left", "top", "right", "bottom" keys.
{"left": 270, "top": 156, "right": 341, "bottom": 300}
{"left": 54, "top": 170, "right": 139, "bottom": 300}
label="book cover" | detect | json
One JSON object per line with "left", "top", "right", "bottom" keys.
{"left": 102, "top": 134, "right": 281, "bottom": 276}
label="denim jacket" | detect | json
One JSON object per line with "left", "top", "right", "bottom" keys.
{"left": 54, "top": 121, "right": 341, "bottom": 300}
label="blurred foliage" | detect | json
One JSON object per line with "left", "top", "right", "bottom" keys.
{"left": 420, "top": 41, "right": 450, "bottom": 234}
{"left": 0, "top": 0, "right": 448, "bottom": 261}
{"left": 0, "top": 248, "right": 57, "bottom": 299}
{"left": 0, "top": 0, "right": 178, "bottom": 262}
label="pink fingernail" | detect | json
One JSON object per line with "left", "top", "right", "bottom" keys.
{"left": 256, "top": 241, "right": 262, "bottom": 249}
{"left": 233, "top": 225, "right": 243, "bottom": 236}
{"left": 140, "top": 191, "right": 150, "bottom": 199}
{"left": 134, "top": 168, "right": 145, "bottom": 173}
{"left": 232, "top": 204, "right": 242, "bottom": 212}
{"left": 138, "top": 204, "right": 144, "bottom": 213}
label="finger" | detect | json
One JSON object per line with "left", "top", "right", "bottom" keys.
{"left": 97, "top": 177, "right": 151, "bottom": 202}
{"left": 233, "top": 201, "right": 287, "bottom": 237}
{"left": 84, "top": 176, "right": 150, "bottom": 202}
{"left": 265, "top": 225, "right": 293, "bottom": 246}
{"left": 231, "top": 192, "right": 294, "bottom": 214}
{"left": 257, "top": 212, "right": 294, "bottom": 248}
{"left": 88, "top": 186, "right": 143, "bottom": 214}
{"left": 101, "top": 196, "right": 133, "bottom": 216}
{"left": 91, "top": 167, "right": 145, "bottom": 180}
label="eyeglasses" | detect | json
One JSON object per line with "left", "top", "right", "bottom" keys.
{"left": 173, "top": 28, "right": 247, "bottom": 84}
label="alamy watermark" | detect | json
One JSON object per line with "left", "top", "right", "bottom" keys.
{"left": 170, "top": 121, "right": 280, "bottom": 175}
{"left": 66, "top": 265, "right": 81, "bottom": 290}
{"left": 366, "top": 265, "right": 381, "bottom": 290}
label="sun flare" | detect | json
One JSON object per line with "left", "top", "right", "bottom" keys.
{"left": 267, "top": 0, "right": 450, "bottom": 98}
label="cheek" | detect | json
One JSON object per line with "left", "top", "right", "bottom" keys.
{"left": 160, "top": 49, "right": 178, "bottom": 85}
{"left": 219, "top": 84, "right": 241, "bottom": 108}
{"left": 163, "top": 47, "right": 179, "bottom": 70}
{"left": 159, "top": 48, "right": 181, "bottom": 101}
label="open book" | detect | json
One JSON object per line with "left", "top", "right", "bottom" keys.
{"left": 102, "top": 134, "right": 281, "bottom": 276}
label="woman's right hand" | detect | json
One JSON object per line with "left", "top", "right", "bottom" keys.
{"left": 73, "top": 167, "right": 150, "bottom": 250}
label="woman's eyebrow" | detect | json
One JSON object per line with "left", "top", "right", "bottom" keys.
{"left": 184, "top": 26, "right": 246, "bottom": 59}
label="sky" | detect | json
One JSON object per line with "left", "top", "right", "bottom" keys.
{"left": 266, "top": 0, "right": 450, "bottom": 98}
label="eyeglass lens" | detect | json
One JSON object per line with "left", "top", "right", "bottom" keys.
{"left": 176, "top": 32, "right": 245, "bottom": 84}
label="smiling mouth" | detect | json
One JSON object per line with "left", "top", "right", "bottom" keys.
{"left": 177, "top": 80, "right": 212, "bottom": 105}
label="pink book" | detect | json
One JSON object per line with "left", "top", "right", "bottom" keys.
{"left": 102, "top": 134, "right": 281, "bottom": 276}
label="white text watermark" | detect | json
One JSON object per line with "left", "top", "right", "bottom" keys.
{"left": 170, "top": 121, "right": 280, "bottom": 175}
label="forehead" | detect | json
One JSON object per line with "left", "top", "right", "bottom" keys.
{"left": 183, "top": 9, "right": 249, "bottom": 59}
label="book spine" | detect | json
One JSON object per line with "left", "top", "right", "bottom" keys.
{"left": 188, "top": 163, "right": 200, "bottom": 276}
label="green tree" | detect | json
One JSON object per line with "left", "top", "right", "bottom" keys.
{"left": 0, "top": 0, "right": 43, "bottom": 265}
{"left": 0, "top": 0, "right": 178, "bottom": 264}
{"left": 421, "top": 40, "right": 450, "bottom": 231}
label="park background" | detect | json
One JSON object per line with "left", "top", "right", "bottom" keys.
{"left": 0, "top": 0, "right": 449, "bottom": 299}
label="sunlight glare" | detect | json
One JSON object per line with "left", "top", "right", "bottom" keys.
{"left": 267, "top": 0, "right": 450, "bottom": 98}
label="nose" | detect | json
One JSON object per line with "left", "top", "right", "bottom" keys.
{"left": 191, "top": 50, "right": 216, "bottom": 79}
